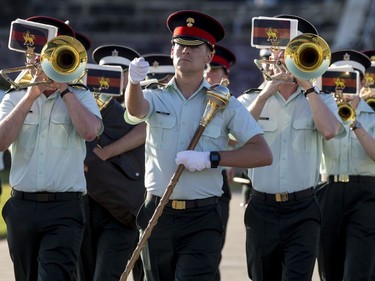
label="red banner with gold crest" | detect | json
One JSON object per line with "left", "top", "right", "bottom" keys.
{"left": 8, "top": 19, "right": 57, "bottom": 54}
{"left": 83, "top": 64, "right": 123, "bottom": 96}
{"left": 251, "top": 17, "right": 298, "bottom": 49}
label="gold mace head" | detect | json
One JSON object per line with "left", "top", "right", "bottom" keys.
{"left": 201, "top": 78, "right": 231, "bottom": 126}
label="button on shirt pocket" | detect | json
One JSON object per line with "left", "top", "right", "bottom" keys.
{"left": 149, "top": 114, "right": 176, "bottom": 150}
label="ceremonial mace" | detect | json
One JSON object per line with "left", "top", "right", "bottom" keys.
{"left": 119, "top": 79, "right": 231, "bottom": 281}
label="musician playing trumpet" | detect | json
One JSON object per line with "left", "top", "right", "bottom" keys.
{"left": 317, "top": 49, "right": 375, "bottom": 281}
{"left": 0, "top": 16, "right": 103, "bottom": 281}
{"left": 237, "top": 14, "right": 345, "bottom": 281}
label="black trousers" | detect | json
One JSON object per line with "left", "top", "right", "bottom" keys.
{"left": 213, "top": 169, "right": 231, "bottom": 281}
{"left": 245, "top": 192, "right": 320, "bottom": 281}
{"left": 78, "top": 196, "right": 143, "bottom": 281}
{"left": 137, "top": 197, "right": 223, "bottom": 281}
{"left": 2, "top": 195, "right": 85, "bottom": 281}
{"left": 317, "top": 181, "right": 375, "bottom": 281}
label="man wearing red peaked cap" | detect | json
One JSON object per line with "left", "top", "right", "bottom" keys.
{"left": 125, "top": 9, "right": 272, "bottom": 281}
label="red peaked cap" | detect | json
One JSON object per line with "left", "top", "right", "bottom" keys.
{"left": 26, "top": 16, "right": 75, "bottom": 37}
{"left": 166, "top": 10, "right": 225, "bottom": 50}
{"left": 210, "top": 44, "right": 236, "bottom": 73}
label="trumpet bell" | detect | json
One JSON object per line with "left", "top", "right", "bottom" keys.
{"left": 337, "top": 102, "right": 356, "bottom": 125}
{"left": 365, "top": 97, "right": 375, "bottom": 109}
{"left": 284, "top": 33, "right": 331, "bottom": 80}
{"left": 40, "top": 35, "right": 87, "bottom": 83}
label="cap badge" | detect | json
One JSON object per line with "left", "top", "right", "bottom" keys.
{"left": 112, "top": 49, "right": 119, "bottom": 57}
{"left": 152, "top": 60, "right": 160, "bottom": 68}
{"left": 186, "top": 17, "right": 195, "bottom": 27}
{"left": 343, "top": 53, "right": 350, "bottom": 61}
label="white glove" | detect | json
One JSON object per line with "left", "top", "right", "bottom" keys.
{"left": 175, "top": 151, "right": 210, "bottom": 172}
{"left": 128, "top": 57, "right": 149, "bottom": 84}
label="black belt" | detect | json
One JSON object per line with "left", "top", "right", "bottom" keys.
{"left": 251, "top": 187, "right": 314, "bottom": 203}
{"left": 146, "top": 193, "right": 219, "bottom": 210}
{"left": 328, "top": 175, "right": 375, "bottom": 183}
{"left": 11, "top": 189, "right": 82, "bottom": 202}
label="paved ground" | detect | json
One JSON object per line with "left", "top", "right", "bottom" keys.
{"left": 0, "top": 188, "right": 321, "bottom": 280}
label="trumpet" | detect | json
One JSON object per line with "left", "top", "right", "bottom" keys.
{"left": 254, "top": 33, "right": 331, "bottom": 81}
{"left": 337, "top": 101, "right": 356, "bottom": 125}
{"left": 0, "top": 35, "right": 87, "bottom": 90}
{"left": 365, "top": 97, "right": 375, "bottom": 109}
{"left": 334, "top": 90, "right": 356, "bottom": 125}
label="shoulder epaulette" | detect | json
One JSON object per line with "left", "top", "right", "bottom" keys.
{"left": 5, "top": 87, "right": 17, "bottom": 94}
{"left": 68, "top": 83, "right": 89, "bottom": 90}
{"left": 321, "top": 90, "right": 331, "bottom": 95}
{"left": 243, "top": 88, "right": 262, "bottom": 95}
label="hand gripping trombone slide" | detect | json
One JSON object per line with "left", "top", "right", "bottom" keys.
{"left": 119, "top": 79, "right": 231, "bottom": 281}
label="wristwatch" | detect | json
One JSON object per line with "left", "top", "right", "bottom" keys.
{"left": 209, "top": 151, "right": 221, "bottom": 168}
{"left": 303, "top": 86, "right": 319, "bottom": 97}
{"left": 351, "top": 120, "right": 362, "bottom": 131}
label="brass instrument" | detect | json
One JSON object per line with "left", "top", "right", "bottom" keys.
{"left": 365, "top": 97, "right": 375, "bottom": 108}
{"left": 337, "top": 101, "right": 356, "bottom": 125}
{"left": 254, "top": 33, "right": 331, "bottom": 81}
{"left": 334, "top": 89, "right": 356, "bottom": 125}
{"left": 1, "top": 35, "right": 87, "bottom": 90}
{"left": 95, "top": 93, "right": 113, "bottom": 111}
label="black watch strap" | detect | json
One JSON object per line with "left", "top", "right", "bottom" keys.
{"left": 303, "top": 87, "right": 317, "bottom": 97}
{"left": 60, "top": 88, "right": 71, "bottom": 98}
{"left": 209, "top": 151, "right": 221, "bottom": 168}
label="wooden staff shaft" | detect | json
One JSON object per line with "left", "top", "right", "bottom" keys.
{"left": 119, "top": 125, "right": 205, "bottom": 281}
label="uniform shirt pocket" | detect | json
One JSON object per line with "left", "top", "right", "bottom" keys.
{"left": 19, "top": 113, "right": 39, "bottom": 150}
{"left": 199, "top": 122, "right": 225, "bottom": 150}
{"left": 292, "top": 118, "right": 315, "bottom": 153}
{"left": 350, "top": 132, "right": 367, "bottom": 159}
{"left": 50, "top": 113, "right": 73, "bottom": 149}
{"left": 148, "top": 114, "right": 176, "bottom": 150}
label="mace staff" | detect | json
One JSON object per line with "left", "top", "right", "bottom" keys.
{"left": 119, "top": 79, "right": 231, "bottom": 281}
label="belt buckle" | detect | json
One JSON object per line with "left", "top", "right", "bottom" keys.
{"left": 275, "top": 192, "right": 288, "bottom": 202}
{"left": 171, "top": 200, "right": 186, "bottom": 210}
{"left": 335, "top": 174, "right": 349, "bottom": 182}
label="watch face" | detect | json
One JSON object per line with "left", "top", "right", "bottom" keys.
{"left": 211, "top": 154, "right": 220, "bottom": 161}
{"left": 210, "top": 151, "right": 221, "bottom": 168}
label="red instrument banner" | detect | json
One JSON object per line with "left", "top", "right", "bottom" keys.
{"left": 315, "top": 68, "right": 359, "bottom": 95}
{"left": 82, "top": 64, "right": 123, "bottom": 96}
{"left": 251, "top": 17, "right": 298, "bottom": 49}
{"left": 8, "top": 19, "right": 57, "bottom": 54}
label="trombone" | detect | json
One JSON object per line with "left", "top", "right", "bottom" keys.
{"left": 0, "top": 35, "right": 87, "bottom": 90}
{"left": 254, "top": 33, "right": 331, "bottom": 82}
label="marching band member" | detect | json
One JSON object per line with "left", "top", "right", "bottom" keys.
{"left": 125, "top": 10, "right": 272, "bottom": 280}
{"left": 317, "top": 49, "right": 375, "bottom": 281}
{"left": 0, "top": 16, "right": 103, "bottom": 281}
{"left": 237, "top": 15, "right": 345, "bottom": 281}
{"left": 79, "top": 44, "right": 146, "bottom": 281}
